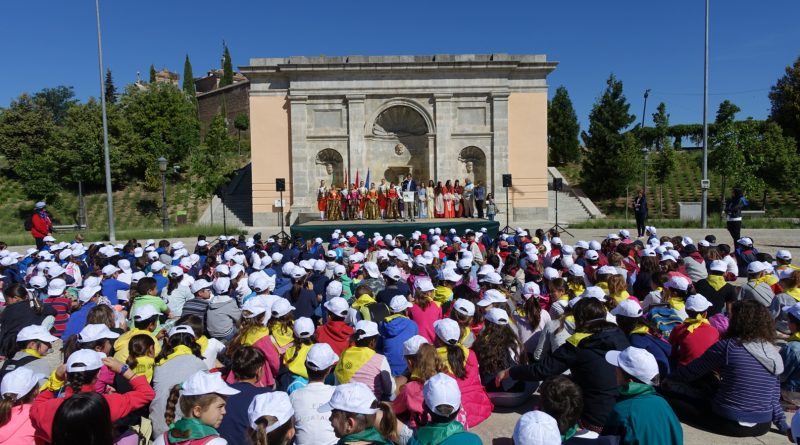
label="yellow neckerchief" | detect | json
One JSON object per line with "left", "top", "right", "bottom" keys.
{"left": 630, "top": 325, "right": 650, "bottom": 335}
{"left": 434, "top": 286, "right": 454, "bottom": 305}
{"left": 751, "top": 275, "right": 771, "bottom": 287}
{"left": 789, "top": 332, "right": 800, "bottom": 343}
{"left": 271, "top": 324, "right": 294, "bottom": 349}
{"left": 669, "top": 297, "right": 685, "bottom": 311}
{"left": 335, "top": 346, "right": 376, "bottom": 383}
{"left": 611, "top": 290, "right": 630, "bottom": 304}
{"left": 596, "top": 282, "right": 609, "bottom": 293}
{"left": 157, "top": 344, "right": 194, "bottom": 365}
{"left": 23, "top": 348, "right": 43, "bottom": 359}
{"left": 284, "top": 343, "right": 312, "bottom": 379}
{"left": 196, "top": 335, "right": 209, "bottom": 353}
{"left": 459, "top": 327, "right": 472, "bottom": 345}
{"left": 383, "top": 313, "right": 407, "bottom": 323}
{"left": 351, "top": 294, "right": 376, "bottom": 309}
{"left": 568, "top": 282, "right": 585, "bottom": 296}
{"left": 765, "top": 274, "right": 779, "bottom": 286}
{"left": 683, "top": 314, "right": 710, "bottom": 333}
{"left": 565, "top": 314, "right": 575, "bottom": 325}
{"left": 132, "top": 356, "right": 155, "bottom": 382}
{"left": 786, "top": 288, "right": 800, "bottom": 302}
{"left": 566, "top": 332, "right": 593, "bottom": 347}
{"left": 706, "top": 275, "right": 727, "bottom": 291}
{"left": 436, "top": 345, "right": 470, "bottom": 375}
{"left": 242, "top": 326, "right": 270, "bottom": 346}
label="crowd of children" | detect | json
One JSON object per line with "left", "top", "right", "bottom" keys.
{"left": 0, "top": 226, "right": 800, "bottom": 444}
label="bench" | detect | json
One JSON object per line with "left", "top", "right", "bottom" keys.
{"left": 741, "top": 210, "right": 766, "bottom": 218}
{"left": 52, "top": 224, "right": 87, "bottom": 233}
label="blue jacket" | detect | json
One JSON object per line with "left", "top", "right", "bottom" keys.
{"left": 781, "top": 340, "right": 800, "bottom": 392}
{"left": 379, "top": 315, "right": 418, "bottom": 376}
{"left": 629, "top": 332, "right": 672, "bottom": 376}
{"left": 62, "top": 302, "right": 97, "bottom": 340}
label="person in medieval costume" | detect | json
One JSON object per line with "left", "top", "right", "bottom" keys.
{"left": 327, "top": 187, "right": 342, "bottom": 221}
{"left": 386, "top": 184, "right": 401, "bottom": 219}
{"left": 364, "top": 185, "right": 380, "bottom": 220}
{"left": 318, "top": 180, "right": 328, "bottom": 220}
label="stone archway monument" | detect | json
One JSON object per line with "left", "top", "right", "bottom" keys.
{"left": 242, "top": 54, "right": 557, "bottom": 225}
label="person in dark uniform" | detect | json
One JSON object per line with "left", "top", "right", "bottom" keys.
{"left": 633, "top": 190, "right": 648, "bottom": 238}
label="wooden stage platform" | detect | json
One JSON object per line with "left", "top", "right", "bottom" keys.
{"left": 290, "top": 217, "right": 501, "bottom": 240}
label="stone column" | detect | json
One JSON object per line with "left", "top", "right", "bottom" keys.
{"left": 490, "top": 92, "right": 510, "bottom": 199}
{"left": 433, "top": 94, "right": 453, "bottom": 183}
{"left": 289, "top": 95, "right": 309, "bottom": 209}
{"left": 346, "top": 95, "right": 366, "bottom": 184}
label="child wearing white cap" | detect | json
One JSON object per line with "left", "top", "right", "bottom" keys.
{"left": 379, "top": 295, "right": 419, "bottom": 376}
{"left": 289, "top": 343, "right": 339, "bottom": 445}
{"left": 216, "top": 346, "right": 272, "bottom": 443}
{"left": 408, "top": 278, "right": 442, "bottom": 343}
{"left": 268, "top": 298, "right": 296, "bottom": 356}
{"left": 395, "top": 338, "right": 441, "bottom": 428}
{"left": 771, "top": 270, "right": 800, "bottom": 334}
{"left": 283, "top": 317, "right": 317, "bottom": 393}
{"left": 155, "top": 370, "right": 240, "bottom": 445}
{"left": 602, "top": 347, "right": 683, "bottom": 444}
{"left": 113, "top": 304, "right": 162, "bottom": 363}
{"left": 406, "top": 373, "right": 481, "bottom": 445}
{"left": 448, "top": 298, "right": 478, "bottom": 348}
{"left": 246, "top": 392, "right": 295, "bottom": 445}
{"left": 611, "top": 300, "right": 672, "bottom": 377}
{"left": 224, "top": 298, "right": 281, "bottom": 388}
{"left": 160, "top": 267, "right": 194, "bottom": 317}
{"left": 65, "top": 323, "right": 120, "bottom": 394}
{"left": 317, "top": 297, "right": 355, "bottom": 356}
{"left": 0, "top": 367, "right": 44, "bottom": 443}
{"left": 318, "top": 382, "right": 397, "bottom": 444}
{"left": 740, "top": 261, "right": 776, "bottom": 307}
{"left": 693, "top": 260, "right": 737, "bottom": 318}
{"left": 335, "top": 320, "right": 396, "bottom": 401}
{"left": 669, "top": 294, "right": 719, "bottom": 367}
{"left": 474, "top": 308, "right": 527, "bottom": 393}
{"left": 0, "top": 324, "right": 58, "bottom": 381}
{"left": 513, "top": 282, "right": 552, "bottom": 359}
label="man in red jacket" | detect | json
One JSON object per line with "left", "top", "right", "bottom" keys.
{"left": 30, "top": 201, "right": 52, "bottom": 250}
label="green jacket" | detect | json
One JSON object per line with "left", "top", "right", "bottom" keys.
{"left": 408, "top": 421, "right": 482, "bottom": 445}
{"left": 602, "top": 382, "right": 683, "bottom": 445}
{"left": 339, "top": 427, "right": 391, "bottom": 445}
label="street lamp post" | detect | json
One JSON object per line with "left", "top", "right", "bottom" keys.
{"left": 640, "top": 89, "right": 652, "bottom": 193}
{"left": 95, "top": 0, "right": 115, "bottom": 241}
{"left": 158, "top": 157, "right": 169, "bottom": 231}
{"left": 701, "top": 0, "right": 710, "bottom": 228}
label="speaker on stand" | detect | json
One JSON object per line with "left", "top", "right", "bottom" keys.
{"left": 275, "top": 178, "right": 290, "bottom": 242}
{"left": 550, "top": 177, "right": 573, "bottom": 236}
{"left": 501, "top": 174, "right": 515, "bottom": 235}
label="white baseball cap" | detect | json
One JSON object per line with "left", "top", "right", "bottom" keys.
{"left": 78, "top": 285, "right": 102, "bottom": 303}
{"left": 453, "top": 298, "right": 475, "bottom": 317}
{"left": 610, "top": 299, "right": 643, "bottom": 318}
{"left": 782, "top": 302, "right": 800, "bottom": 321}
{"left": 522, "top": 282, "right": 540, "bottom": 299}
{"left": 747, "top": 261, "right": 767, "bottom": 274}
{"left": 354, "top": 320, "right": 379, "bottom": 340}
{"left": 568, "top": 264, "right": 585, "bottom": 277}
{"left": 403, "top": 335, "right": 430, "bottom": 356}
{"left": 47, "top": 278, "right": 66, "bottom": 296}
{"left": 313, "top": 259, "right": 326, "bottom": 272}
{"left": 664, "top": 276, "right": 690, "bottom": 291}
{"left": 777, "top": 250, "right": 793, "bottom": 261}
{"left": 150, "top": 261, "right": 166, "bottom": 272}
{"left": 182, "top": 370, "right": 240, "bottom": 396}
{"left": 685, "top": 294, "right": 713, "bottom": 312}
{"left": 318, "top": 382, "right": 378, "bottom": 415}
{"left": 0, "top": 367, "right": 44, "bottom": 398}
{"left": 290, "top": 266, "right": 307, "bottom": 280}
{"left": 133, "top": 305, "right": 160, "bottom": 322}
{"left": 481, "top": 271, "right": 503, "bottom": 285}
{"left": 252, "top": 276, "right": 274, "bottom": 293}
{"left": 324, "top": 297, "right": 350, "bottom": 318}
{"left": 383, "top": 266, "right": 402, "bottom": 281}
{"left": 389, "top": 295, "right": 412, "bottom": 313}
{"left": 485, "top": 308, "right": 510, "bottom": 326}
{"left": 433, "top": 318, "right": 461, "bottom": 345}
{"left": 191, "top": 279, "right": 213, "bottom": 294}
{"left": 101, "top": 265, "right": 120, "bottom": 276}
{"left": 17, "top": 325, "right": 58, "bottom": 343}
{"left": 248, "top": 391, "right": 294, "bottom": 431}
{"left": 737, "top": 237, "right": 753, "bottom": 247}
{"left": 325, "top": 281, "right": 343, "bottom": 300}
{"left": 78, "top": 324, "right": 120, "bottom": 343}
{"left": 585, "top": 250, "right": 599, "bottom": 261}
{"left": 415, "top": 278, "right": 435, "bottom": 292}
{"left": 579, "top": 286, "right": 607, "bottom": 301}
{"left": 513, "top": 411, "right": 561, "bottom": 445}
{"left": 605, "top": 346, "right": 660, "bottom": 385}
{"left": 363, "top": 262, "right": 380, "bottom": 279}
{"left": 477, "top": 289, "right": 508, "bottom": 307}
{"left": 168, "top": 325, "right": 196, "bottom": 338}
{"left": 596, "top": 265, "right": 617, "bottom": 276}
{"left": 66, "top": 349, "right": 105, "bottom": 372}
{"left": 709, "top": 260, "right": 727, "bottom": 273}
{"left": 442, "top": 268, "right": 461, "bottom": 283}
{"left": 423, "top": 373, "right": 462, "bottom": 416}
{"left": 293, "top": 317, "right": 315, "bottom": 339}
{"left": 543, "top": 267, "right": 560, "bottom": 281}
{"left": 29, "top": 275, "right": 47, "bottom": 289}
{"left": 213, "top": 277, "right": 231, "bottom": 294}
{"left": 242, "top": 298, "right": 269, "bottom": 318}
{"left": 305, "top": 343, "right": 339, "bottom": 371}
{"left": 333, "top": 264, "right": 346, "bottom": 277}
{"left": 271, "top": 298, "right": 295, "bottom": 318}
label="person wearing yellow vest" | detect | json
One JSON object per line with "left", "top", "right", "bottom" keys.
{"left": 283, "top": 317, "right": 315, "bottom": 394}
{"left": 740, "top": 261, "right": 776, "bottom": 308}
{"left": 694, "top": 260, "right": 737, "bottom": 316}
{"left": 776, "top": 250, "right": 800, "bottom": 273}
{"left": 269, "top": 298, "right": 296, "bottom": 356}
{"left": 779, "top": 302, "right": 800, "bottom": 405}
{"left": 113, "top": 305, "right": 162, "bottom": 363}
{"left": 224, "top": 296, "right": 281, "bottom": 388}
{"left": 669, "top": 294, "right": 719, "bottom": 367}
{"left": 433, "top": 268, "right": 459, "bottom": 307}
{"left": 771, "top": 269, "right": 800, "bottom": 335}
{"left": 0, "top": 324, "right": 57, "bottom": 380}
{"left": 335, "top": 320, "right": 396, "bottom": 401}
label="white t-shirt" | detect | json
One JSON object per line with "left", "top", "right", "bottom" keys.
{"left": 153, "top": 434, "right": 227, "bottom": 445}
{"left": 290, "top": 382, "right": 338, "bottom": 445}
{"left": 202, "top": 337, "right": 226, "bottom": 369}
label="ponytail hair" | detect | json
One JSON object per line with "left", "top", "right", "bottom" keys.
{"left": 163, "top": 384, "right": 182, "bottom": 426}
{"left": 249, "top": 416, "right": 295, "bottom": 445}
{"left": 166, "top": 390, "right": 227, "bottom": 430}
{"left": 126, "top": 334, "right": 155, "bottom": 370}
{"left": 0, "top": 386, "right": 38, "bottom": 427}
{"left": 226, "top": 312, "right": 266, "bottom": 360}
{"left": 444, "top": 342, "right": 467, "bottom": 379}
{"left": 66, "top": 369, "right": 101, "bottom": 395}
{"left": 375, "top": 401, "right": 398, "bottom": 444}
{"left": 155, "top": 333, "right": 202, "bottom": 363}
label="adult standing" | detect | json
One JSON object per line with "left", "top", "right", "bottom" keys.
{"left": 633, "top": 190, "right": 648, "bottom": 238}
{"left": 462, "top": 178, "right": 475, "bottom": 218}
{"left": 474, "top": 181, "right": 486, "bottom": 219}
{"left": 402, "top": 174, "right": 417, "bottom": 220}
{"left": 724, "top": 187, "right": 747, "bottom": 245}
{"left": 30, "top": 202, "right": 53, "bottom": 250}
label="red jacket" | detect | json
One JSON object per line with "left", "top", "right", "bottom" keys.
{"left": 30, "top": 375, "right": 154, "bottom": 445}
{"left": 669, "top": 322, "right": 720, "bottom": 367}
{"left": 316, "top": 320, "right": 353, "bottom": 356}
{"left": 31, "top": 211, "right": 52, "bottom": 239}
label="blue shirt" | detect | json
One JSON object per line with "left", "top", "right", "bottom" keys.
{"left": 216, "top": 382, "right": 271, "bottom": 444}
{"left": 61, "top": 301, "right": 97, "bottom": 340}
{"left": 101, "top": 278, "right": 129, "bottom": 305}
{"left": 153, "top": 274, "right": 168, "bottom": 294}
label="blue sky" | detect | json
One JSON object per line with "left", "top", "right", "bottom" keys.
{"left": 2, "top": 0, "right": 798, "bottom": 131}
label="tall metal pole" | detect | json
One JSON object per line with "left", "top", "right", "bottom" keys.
{"left": 160, "top": 171, "right": 169, "bottom": 231}
{"left": 95, "top": 0, "right": 116, "bottom": 241}
{"left": 701, "top": 0, "right": 710, "bottom": 229}
{"left": 640, "top": 89, "right": 651, "bottom": 193}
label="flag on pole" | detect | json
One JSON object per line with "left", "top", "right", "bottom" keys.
{"left": 343, "top": 169, "right": 348, "bottom": 189}
{"left": 365, "top": 169, "right": 371, "bottom": 189}
{"left": 355, "top": 169, "right": 360, "bottom": 188}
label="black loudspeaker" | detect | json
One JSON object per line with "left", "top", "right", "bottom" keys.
{"left": 553, "top": 177, "right": 563, "bottom": 191}
{"left": 502, "top": 174, "right": 512, "bottom": 188}
{"left": 276, "top": 178, "right": 286, "bottom": 192}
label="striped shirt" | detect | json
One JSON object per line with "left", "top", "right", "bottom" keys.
{"left": 674, "top": 339, "right": 788, "bottom": 431}
{"left": 43, "top": 297, "right": 72, "bottom": 338}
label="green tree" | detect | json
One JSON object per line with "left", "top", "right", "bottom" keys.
{"left": 191, "top": 112, "right": 234, "bottom": 198}
{"left": 547, "top": 86, "right": 581, "bottom": 165}
{"left": 220, "top": 43, "right": 234, "bottom": 87}
{"left": 649, "top": 102, "right": 677, "bottom": 195}
{"left": 0, "top": 93, "right": 57, "bottom": 163}
{"left": 183, "top": 54, "right": 196, "bottom": 96}
{"left": 716, "top": 99, "right": 741, "bottom": 125}
{"left": 149, "top": 65, "right": 157, "bottom": 83}
{"left": 233, "top": 113, "right": 249, "bottom": 155}
{"left": 119, "top": 82, "right": 200, "bottom": 188}
{"left": 105, "top": 69, "right": 117, "bottom": 104}
{"left": 769, "top": 55, "right": 800, "bottom": 149}
{"left": 33, "top": 86, "right": 77, "bottom": 125}
{"left": 581, "top": 74, "right": 640, "bottom": 197}
{"left": 651, "top": 102, "right": 670, "bottom": 150}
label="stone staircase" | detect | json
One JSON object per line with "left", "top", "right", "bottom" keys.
{"left": 547, "top": 167, "right": 604, "bottom": 224}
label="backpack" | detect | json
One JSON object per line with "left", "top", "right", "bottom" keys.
{"left": 647, "top": 305, "right": 684, "bottom": 337}
{"left": 359, "top": 301, "right": 390, "bottom": 324}
{"left": 24, "top": 214, "right": 34, "bottom": 231}
{"left": 0, "top": 354, "right": 40, "bottom": 380}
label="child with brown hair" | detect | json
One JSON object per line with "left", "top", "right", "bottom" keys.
{"left": 0, "top": 367, "right": 42, "bottom": 444}
{"left": 126, "top": 334, "right": 156, "bottom": 382}
{"left": 224, "top": 298, "right": 280, "bottom": 388}
{"left": 246, "top": 392, "right": 296, "bottom": 445}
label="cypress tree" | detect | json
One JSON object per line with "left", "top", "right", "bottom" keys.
{"left": 149, "top": 64, "right": 157, "bottom": 83}
{"left": 220, "top": 44, "right": 234, "bottom": 87}
{"left": 104, "top": 69, "right": 117, "bottom": 104}
{"left": 183, "top": 54, "right": 196, "bottom": 95}
{"left": 547, "top": 86, "right": 581, "bottom": 165}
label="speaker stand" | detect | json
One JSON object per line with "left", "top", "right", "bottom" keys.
{"left": 501, "top": 186, "right": 514, "bottom": 235}
{"left": 276, "top": 189, "right": 290, "bottom": 242}
{"left": 550, "top": 188, "right": 573, "bottom": 236}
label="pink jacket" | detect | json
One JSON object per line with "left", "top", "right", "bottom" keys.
{"left": 224, "top": 336, "right": 280, "bottom": 388}
{"left": 394, "top": 380, "right": 469, "bottom": 429}
{"left": 94, "top": 365, "right": 116, "bottom": 394}
{"left": 0, "top": 404, "right": 36, "bottom": 445}
{"left": 408, "top": 303, "right": 442, "bottom": 343}
{"left": 454, "top": 350, "right": 493, "bottom": 428}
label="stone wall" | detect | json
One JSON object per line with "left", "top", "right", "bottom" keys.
{"left": 196, "top": 81, "right": 250, "bottom": 137}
